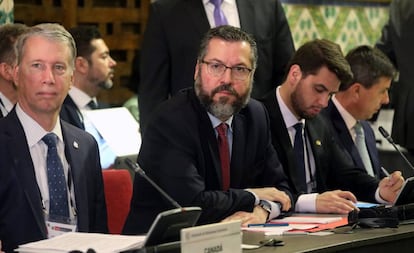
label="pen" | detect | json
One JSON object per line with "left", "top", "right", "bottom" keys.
{"left": 381, "top": 166, "right": 390, "bottom": 177}
{"left": 248, "top": 223, "right": 289, "bottom": 227}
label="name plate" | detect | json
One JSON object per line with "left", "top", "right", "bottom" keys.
{"left": 181, "top": 220, "right": 241, "bottom": 253}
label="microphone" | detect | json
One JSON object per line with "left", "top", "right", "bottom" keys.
{"left": 124, "top": 159, "right": 202, "bottom": 248}
{"left": 125, "top": 158, "right": 181, "bottom": 209}
{"left": 378, "top": 126, "right": 414, "bottom": 172}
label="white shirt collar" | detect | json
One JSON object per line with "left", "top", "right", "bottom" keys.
{"left": 15, "top": 103, "right": 64, "bottom": 147}
{"left": 276, "top": 86, "right": 305, "bottom": 129}
{"left": 207, "top": 112, "right": 233, "bottom": 131}
{"left": 331, "top": 95, "right": 357, "bottom": 131}
{"left": 68, "top": 86, "right": 96, "bottom": 110}
{"left": 0, "top": 92, "right": 14, "bottom": 113}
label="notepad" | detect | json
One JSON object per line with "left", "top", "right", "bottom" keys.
{"left": 16, "top": 232, "right": 146, "bottom": 253}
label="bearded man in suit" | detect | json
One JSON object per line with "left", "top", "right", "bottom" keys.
{"left": 123, "top": 25, "right": 292, "bottom": 235}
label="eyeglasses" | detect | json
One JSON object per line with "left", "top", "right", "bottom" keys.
{"left": 201, "top": 60, "right": 253, "bottom": 81}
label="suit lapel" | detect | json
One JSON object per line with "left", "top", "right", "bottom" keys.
{"left": 262, "top": 91, "right": 304, "bottom": 193}
{"left": 190, "top": 91, "right": 223, "bottom": 189}
{"left": 237, "top": 0, "right": 255, "bottom": 33}
{"left": 304, "top": 121, "right": 329, "bottom": 191}
{"left": 328, "top": 102, "right": 367, "bottom": 171}
{"left": 183, "top": 0, "right": 210, "bottom": 34}
{"left": 6, "top": 110, "right": 47, "bottom": 237}
{"left": 230, "top": 113, "right": 246, "bottom": 186}
{"left": 62, "top": 96, "right": 84, "bottom": 129}
{"left": 61, "top": 122, "right": 88, "bottom": 230}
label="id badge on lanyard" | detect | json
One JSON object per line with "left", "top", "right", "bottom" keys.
{"left": 45, "top": 213, "right": 77, "bottom": 238}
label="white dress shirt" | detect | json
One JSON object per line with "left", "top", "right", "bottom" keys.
{"left": 15, "top": 103, "right": 76, "bottom": 218}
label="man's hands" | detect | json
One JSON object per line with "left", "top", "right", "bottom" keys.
{"left": 379, "top": 171, "right": 404, "bottom": 203}
{"left": 221, "top": 206, "right": 268, "bottom": 227}
{"left": 316, "top": 190, "right": 358, "bottom": 214}
{"left": 221, "top": 187, "right": 292, "bottom": 227}
{"left": 247, "top": 187, "right": 291, "bottom": 211}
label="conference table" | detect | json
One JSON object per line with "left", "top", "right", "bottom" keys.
{"left": 135, "top": 221, "right": 414, "bottom": 253}
{"left": 242, "top": 222, "right": 414, "bottom": 253}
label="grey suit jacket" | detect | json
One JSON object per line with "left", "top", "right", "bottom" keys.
{"left": 137, "top": 0, "right": 295, "bottom": 132}
{"left": 0, "top": 109, "right": 108, "bottom": 253}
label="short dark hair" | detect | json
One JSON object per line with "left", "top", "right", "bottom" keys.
{"left": 0, "top": 23, "right": 28, "bottom": 64}
{"left": 68, "top": 25, "right": 102, "bottom": 60}
{"left": 340, "top": 45, "right": 396, "bottom": 91}
{"left": 287, "top": 39, "right": 353, "bottom": 86}
{"left": 197, "top": 25, "right": 258, "bottom": 70}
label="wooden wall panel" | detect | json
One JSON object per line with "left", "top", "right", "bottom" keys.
{"left": 14, "top": 0, "right": 150, "bottom": 106}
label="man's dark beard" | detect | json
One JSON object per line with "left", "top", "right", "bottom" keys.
{"left": 98, "top": 79, "right": 113, "bottom": 90}
{"left": 195, "top": 77, "right": 250, "bottom": 121}
{"left": 291, "top": 89, "right": 314, "bottom": 120}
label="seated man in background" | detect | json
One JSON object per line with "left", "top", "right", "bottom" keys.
{"left": 322, "top": 45, "right": 396, "bottom": 179}
{"left": 260, "top": 39, "right": 403, "bottom": 215}
{"left": 0, "top": 23, "right": 28, "bottom": 118}
{"left": 0, "top": 23, "right": 107, "bottom": 253}
{"left": 60, "top": 25, "right": 117, "bottom": 169}
{"left": 123, "top": 25, "right": 292, "bottom": 235}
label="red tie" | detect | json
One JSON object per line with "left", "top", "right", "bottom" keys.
{"left": 216, "top": 123, "right": 230, "bottom": 190}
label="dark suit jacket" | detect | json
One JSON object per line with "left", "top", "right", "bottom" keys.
{"left": 0, "top": 109, "right": 108, "bottom": 253}
{"left": 60, "top": 95, "right": 84, "bottom": 129}
{"left": 321, "top": 100, "right": 385, "bottom": 179}
{"left": 137, "top": 0, "right": 295, "bottom": 132}
{"left": 60, "top": 95, "right": 110, "bottom": 130}
{"left": 123, "top": 89, "right": 292, "bottom": 234}
{"left": 376, "top": 0, "right": 414, "bottom": 149}
{"left": 260, "top": 90, "right": 379, "bottom": 201}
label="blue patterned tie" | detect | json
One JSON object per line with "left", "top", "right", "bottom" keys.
{"left": 210, "top": 0, "right": 228, "bottom": 27}
{"left": 293, "top": 122, "right": 307, "bottom": 193}
{"left": 43, "top": 133, "right": 69, "bottom": 218}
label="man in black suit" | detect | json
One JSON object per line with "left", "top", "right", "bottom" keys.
{"left": 123, "top": 26, "right": 292, "bottom": 235}
{"left": 0, "top": 24, "right": 108, "bottom": 253}
{"left": 0, "top": 23, "right": 28, "bottom": 118}
{"left": 137, "top": 0, "right": 295, "bottom": 132}
{"left": 261, "top": 39, "right": 403, "bottom": 214}
{"left": 60, "top": 25, "right": 117, "bottom": 169}
{"left": 322, "top": 45, "right": 395, "bottom": 179}
{"left": 376, "top": 0, "right": 414, "bottom": 155}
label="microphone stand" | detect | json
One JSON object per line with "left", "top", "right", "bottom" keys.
{"left": 378, "top": 126, "right": 414, "bottom": 172}
{"left": 125, "top": 158, "right": 182, "bottom": 209}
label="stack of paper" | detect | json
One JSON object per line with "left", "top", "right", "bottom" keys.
{"left": 242, "top": 214, "right": 348, "bottom": 236}
{"left": 16, "top": 232, "right": 146, "bottom": 253}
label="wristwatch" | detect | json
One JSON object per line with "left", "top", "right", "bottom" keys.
{"left": 259, "top": 200, "right": 272, "bottom": 219}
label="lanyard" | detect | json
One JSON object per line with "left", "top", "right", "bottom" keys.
{"left": 39, "top": 164, "right": 77, "bottom": 217}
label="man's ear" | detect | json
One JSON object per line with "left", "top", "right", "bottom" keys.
{"left": 194, "top": 61, "right": 200, "bottom": 80}
{"left": 12, "top": 65, "right": 19, "bottom": 88}
{"left": 349, "top": 82, "right": 362, "bottom": 100}
{"left": 75, "top": 56, "right": 89, "bottom": 74}
{"left": 0, "top": 62, "right": 14, "bottom": 82}
{"left": 288, "top": 64, "right": 302, "bottom": 84}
